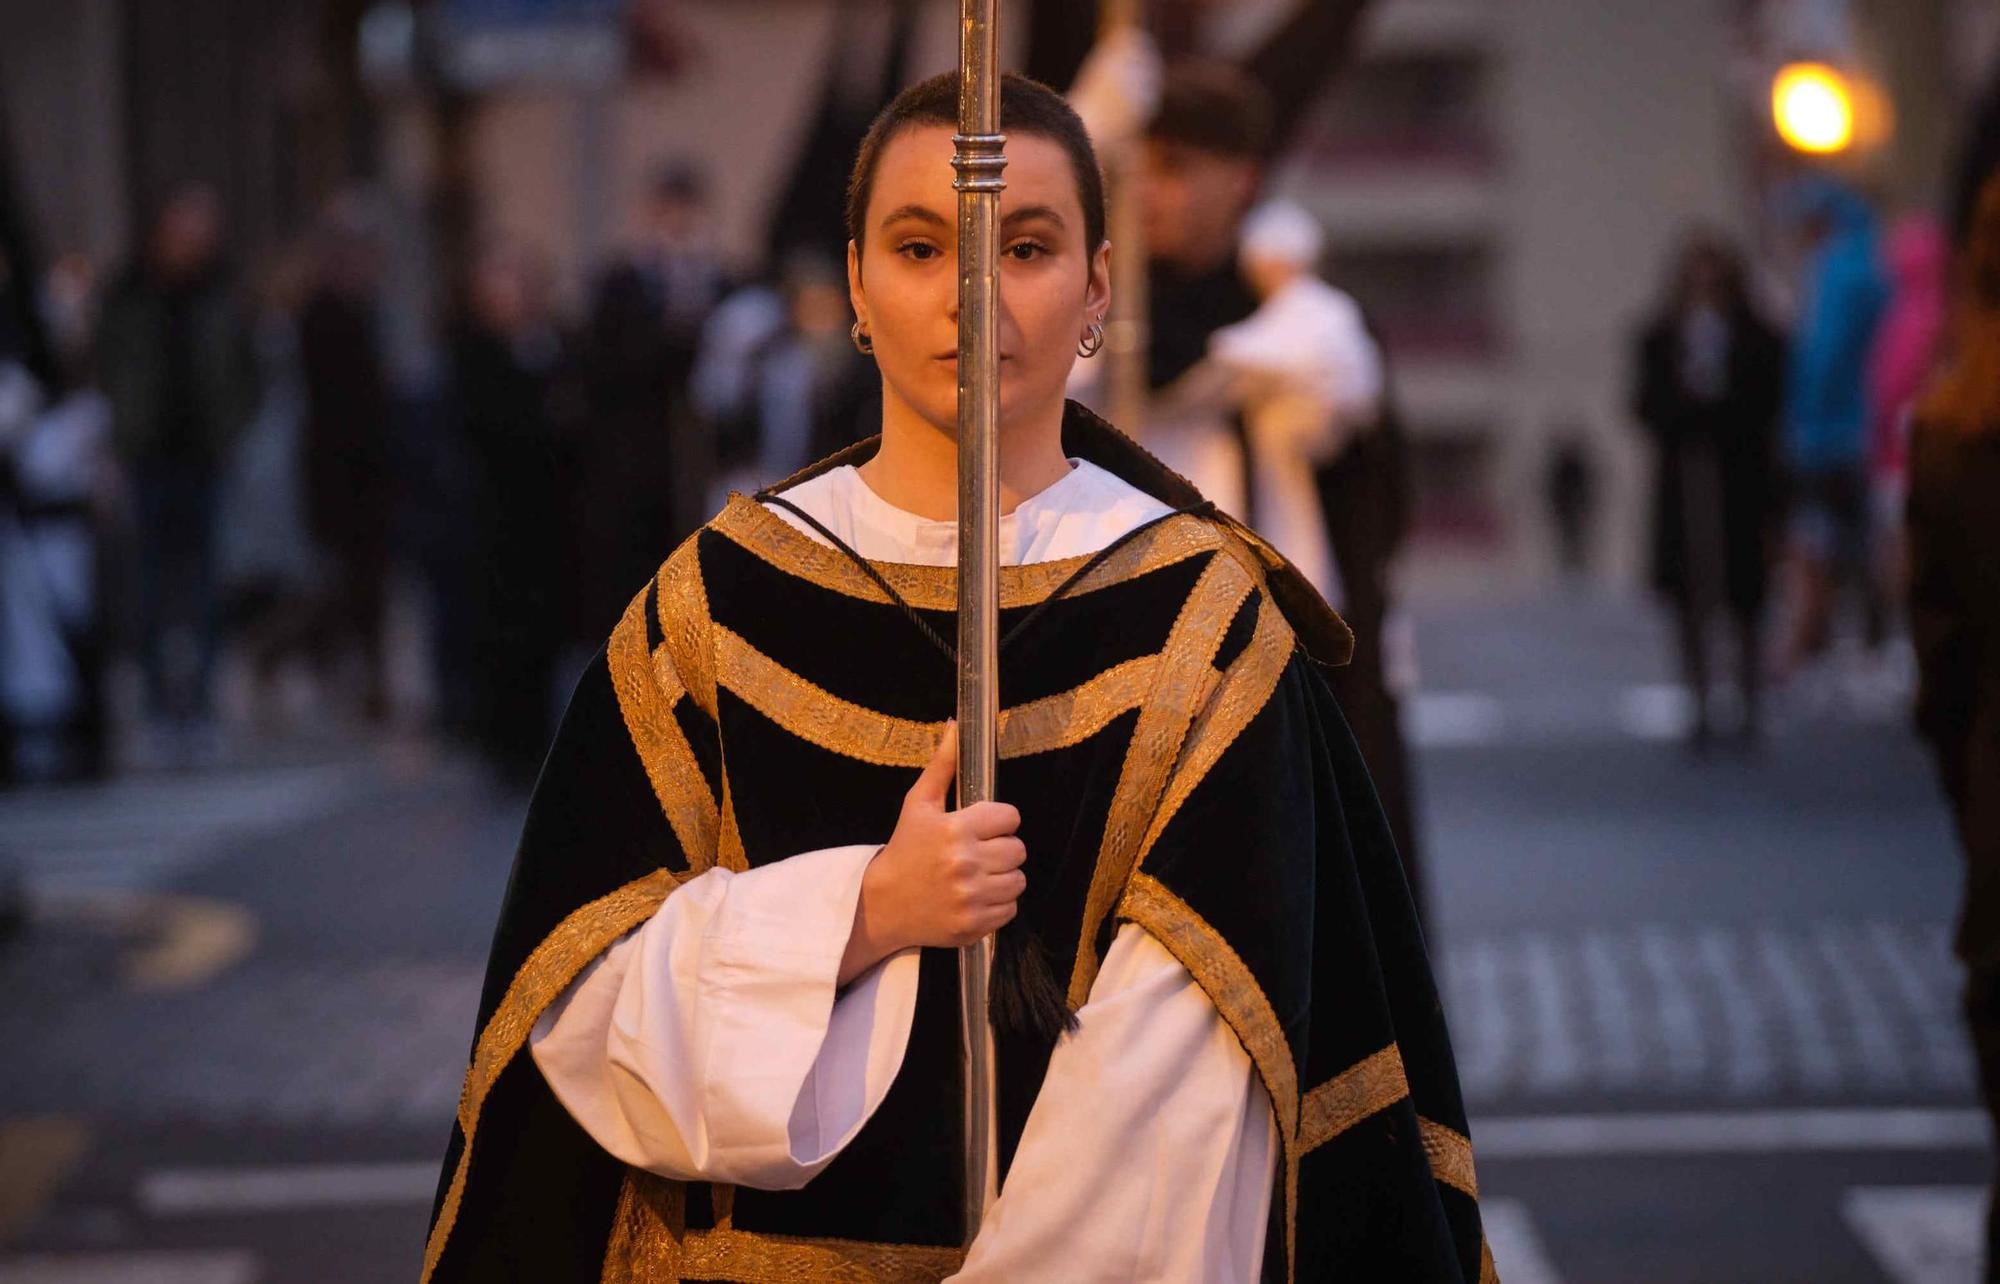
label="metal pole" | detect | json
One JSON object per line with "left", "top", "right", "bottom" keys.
{"left": 1100, "top": 0, "right": 1149, "bottom": 435}
{"left": 952, "top": 0, "right": 1005, "bottom": 1240}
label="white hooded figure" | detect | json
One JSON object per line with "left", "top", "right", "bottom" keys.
{"left": 1200, "top": 199, "right": 1383, "bottom": 606}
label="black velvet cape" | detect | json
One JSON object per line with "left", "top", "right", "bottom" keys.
{"left": 423, "top": 404, "right": 1494, "bottom": 1283}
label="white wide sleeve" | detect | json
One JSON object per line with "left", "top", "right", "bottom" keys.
{"left": 528, "top": 844, "right": 922, "bottom": 1190}
{"left": 1322, "top": 296, "right": 1385, "bottom": 439}
{"left": 950, "top": 923, "right": 1279, "bottom": 1282}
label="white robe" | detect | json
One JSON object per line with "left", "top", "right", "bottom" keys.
{"left": 1071, "top": 278, "right": 1383, "bottom": 610}
{"left": 530, "top": 458, "right": 1279, "bottom": 1281}
{"left": 1205, "top": 276, "right": 1383, "bottom": 608}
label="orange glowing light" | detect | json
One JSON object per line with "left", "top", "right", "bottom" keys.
{"left": 1772, "top": 63, "right": 1856, "bottom": 155}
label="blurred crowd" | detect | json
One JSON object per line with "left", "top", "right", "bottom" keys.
{"left": 1629, "top": 161, "right": 1982, "bottom": 752}
{"left": 1625, "top": 68, "right": 2000, "bottom": 1264}
{"left": 1630, "top": 184, "right": 1926, "bottom": 751}
{"left": 0, "top": 3, "right": 1395, "bottom": 801}
{"left": 0, "top": 162, "right": 879, "bottom": 787}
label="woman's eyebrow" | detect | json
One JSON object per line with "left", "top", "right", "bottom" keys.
{"left": 1002, "top": 205, "right": 1067, "bottom": 230}
{"left": 878, "top": 203, "right": 949, "bottom": 230}
{"left": 879, "top": 203, "right": 1067, "bottom": 232}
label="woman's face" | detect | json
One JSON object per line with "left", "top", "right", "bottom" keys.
{"left": 849, "top": 124, "right": 1110, "bottom": 438}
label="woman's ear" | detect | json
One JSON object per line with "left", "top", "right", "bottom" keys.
{"left": 1086, "top": 239, "right": 1113, "bottom": 323}
{"left": 847, "top": 239, "right": 868, "bottom": 331}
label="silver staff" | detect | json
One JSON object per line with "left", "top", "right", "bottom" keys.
{"left": 951, "top": 0, "right": 1005, "bottom": 1239}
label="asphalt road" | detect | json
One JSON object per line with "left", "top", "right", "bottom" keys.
{"left": 0, "top": 591, "right": 1977, "bottom": 1283}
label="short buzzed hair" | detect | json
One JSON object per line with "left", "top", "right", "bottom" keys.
{"left": 845, "top": 71, "right": 1107, "bottom": 266}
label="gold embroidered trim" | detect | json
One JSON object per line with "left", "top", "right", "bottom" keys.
{"left": 1068, "top": 553, "right": 1253, "bottom": 1006}
{"left": 1134, "top": 594, "right": 1291, "bottom": 868}
{"left": 710, "top": 493, "right": 1220, "bottom": 609}
{"left": 1118, "top": 873, "right": 1298, "bottom": 1141}
{"left": 601, "top": 1170, "right": 684, "bottom": 1282}
{"left": 717, "top": 767, "right": 748, "bottom": 872}
{"left": 1117, "top": 872, "right": 1299, "bottom": 1280}
{"left": 680, "top": 1227, "right": 965, "bottom": 1282}
{"left": 422, "top": 868, "right": 685, "bottom": 1284}
{"left": 599, "top": 1168, "right": 966, "bottom": 1284}
{"left": 609, "top": 589, "right": 720, "bottom": 870}
{"left": 1420, "top": 1116, "right": 1480, "bottom": 1199}
{"left": 996, "top": 655, "right": 1159, "bottom": 759}
{"left": 1480, "top": 1235, "right": 1500, "bottom": 1284}
{"left": 655, "top": 536, "right": 718, "bottom": 721}
{"left": 714, "top": 624, "right": 1159, "bottom": 767}
{"left": 1299, "top": 1045, "right": 1410, "bottom": 1153}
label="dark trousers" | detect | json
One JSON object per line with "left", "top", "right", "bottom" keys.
{"left": 134, "top": 463, "right": 219, "bottom": 722}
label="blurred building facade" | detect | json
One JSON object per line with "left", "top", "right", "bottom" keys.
{"left": 1272, "top": 0, "right": 1998, "bottom": 587}
{"left": 6, "top": 0, "right": 1999, "bottom": 587}
{"left": 1, "top": 0, "right": 368, "bottom": 271}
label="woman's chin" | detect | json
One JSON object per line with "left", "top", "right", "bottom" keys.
{"left": 890, "top": 373, "right": 1056, "bottom": 440}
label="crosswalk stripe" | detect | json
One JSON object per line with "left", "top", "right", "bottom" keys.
{"left": 1476, "top": 1108, "right": 1988, "bottom": 1159}
{"left": 0, "top": 765, "right": 375, "bottom": 894}
{"left": 1481, "top": 1198, "right": 1563, "bottom": 1284}
{"left": 1439, "top": 920, "right": 1971, "bottom": 1102}
{"left": 0, "top": 1252, "right": 259, "bottom": 1284}
{"left": 140, "top": 1162, "right": 439, "bottom": 1216}
{"left": 1843, "top": 1186, "right": 1985, "bottom": 1284}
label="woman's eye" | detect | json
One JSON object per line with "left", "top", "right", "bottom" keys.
{"left": 898, "top": 241, "right": 941, "bottom": 261}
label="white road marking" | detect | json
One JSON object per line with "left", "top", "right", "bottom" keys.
{"left": 1407, "top": 691, "right": 1506, "bottom": 747}
{"left": 0, "top": 765, "right": 371, "bottom": 895}
{"left": 0, "top": 1252, "right": 259, "bottom": 1284}
{"left": 1481, "top": 1198, "right": 1564, "bottom": 1284}
{"left": 1476, "top": 1108, "right": 1988, "bottom": 1159}
{"left": 1615, "top": 683, "right": 1693, "bottom": 740}
{"left": 1843, "top": 1186, "right": 1985, "bottom": 1284}
{"left": 140, "top": 1162, "right": 438, "bottom": 1216}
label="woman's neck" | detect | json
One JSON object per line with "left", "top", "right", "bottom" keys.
{"left": 857, "top": 389, "right": 1072, "bottom": 521}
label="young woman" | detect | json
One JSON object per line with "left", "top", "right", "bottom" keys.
{"left": 424, "top": 73, "right": 1486, "bottom": 1283}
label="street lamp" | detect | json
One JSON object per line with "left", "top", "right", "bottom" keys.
{"left": 1771, "top": 61, "right": 1857, "bottom": 155}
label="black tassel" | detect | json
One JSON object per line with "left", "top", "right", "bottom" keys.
{"left": 987, "top": 920, "right": 1078, "bottom": 1042}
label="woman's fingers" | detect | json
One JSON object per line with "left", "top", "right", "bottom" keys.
{"left": 974, "top": 836, "right": 1027, "bottom": 871}
{"left": 959, "top": 800, "right": 1021, "bottom": 839}
{"left": 907, "top": 720, "right": 958, "bottom": 810}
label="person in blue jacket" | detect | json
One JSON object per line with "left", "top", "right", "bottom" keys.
{"left": 1779, "top": 175, "right": 1889, "bottom": 673}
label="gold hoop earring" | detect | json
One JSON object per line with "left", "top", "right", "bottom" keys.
{"left": 850, "top": 321, "right": 873, "bottom": 354}
{"left": 1077, "top": 319, "right": 1106, "bottom": 359}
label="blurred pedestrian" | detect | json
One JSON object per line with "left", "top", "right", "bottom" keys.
{"left": 1864, "top": 214, "right": 1949, "bottom": 621}
{"left": 690, "top": 251, "right": 874, "bottom": 510}
{"left": 97, "top": 183, "right": 257, "bottom": 747}
{"left": 1096, "top": 58, "right": 1270, "bottom": 513}
{"left": 0, "top": 252, "right": 112, "bottom": 780}
{"left": 1075, "top": 54, "right": 1432, "bottom": 906}
{"left": 1777, "top": 177, "right": 1888, "bottom": 676}
{"left": 1313, "top": 329, "right": 1424, "bottom": 916}
{"left": 1633, "top": 232, "right": 1787, "bottom": 750}
{"left": 571, "top": 162, "right": 728, "bottom": 641}
{"left": 450, "top": 239, "right": 570, "bottom": 785}
{"left": 1179, "top": 198, "right": 1382, "bottom": 603}
{"left": 215, "top": 247, "right": 318, "bottom": 735}
{"left": 1544, "top": 430, "right": 1597, "bottom": 580}
{"left": 1907, "top": 171, "right": 2000, "bottom": 1284}
{"left": 298, "top": 197, "right": 395, "bottom": 722}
